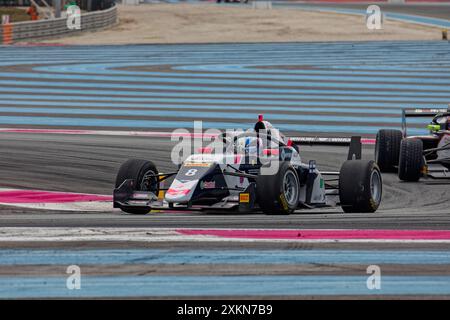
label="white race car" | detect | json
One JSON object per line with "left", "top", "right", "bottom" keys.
{"left": 114, "top": 116, "right": 382, "bottom": 214}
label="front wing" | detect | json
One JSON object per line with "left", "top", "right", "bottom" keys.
{"left": 113, "top": 179, "right": 257, "bottom": 212}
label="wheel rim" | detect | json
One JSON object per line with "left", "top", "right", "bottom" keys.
{"left": 370, "top": 169, "right": 382, "bottom": 204}
{"left": 140, "top": 169, "right": 158, "bottom": 192}
{"left": 282, "top": 170, "right": 299, "bottom": 206}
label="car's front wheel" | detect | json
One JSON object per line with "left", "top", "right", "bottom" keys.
{"left": 115, "top": 159, "right": 159, "bottom": 214}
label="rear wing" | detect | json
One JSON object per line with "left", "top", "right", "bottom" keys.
{"left": 402, "top": 106, "right": 450, "bottom": 137}
{"left": 289, "top": 136, "right": 362, "bottom": 160}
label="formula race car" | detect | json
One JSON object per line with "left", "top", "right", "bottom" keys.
{"left": 375, "top": 106, "right": 450, "bottom": 182}
{"left": 114, "top": 116, "right": 382, "bottom": 214}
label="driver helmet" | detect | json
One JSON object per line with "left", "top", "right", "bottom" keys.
{"left": 236, "top": 136, "right": 262, "bottom": 154}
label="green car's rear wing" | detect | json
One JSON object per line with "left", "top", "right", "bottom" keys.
{"left": 402, "top": 106, "right": 450, "bottom": 137}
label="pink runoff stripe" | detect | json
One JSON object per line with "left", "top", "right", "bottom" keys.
{"left": 0, "top": 128, "right": 213, "bottom": 138}
{"left": 0, "top": 128, "right": 376, "bottom": 145}
{"left": 0, "top": 128, "right": 89, "bottom": 134}
{"left": 0, "top": 190, "right": 112, "bottom": 204}
{"left": 176, "top": 229, "right": 450, "bottom": 240}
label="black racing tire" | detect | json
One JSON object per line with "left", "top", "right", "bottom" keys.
{"left": 115, "top": 159, "right": 159, "bottom": 214}
{"left": 398, "top": 139, "right": 423, "bottom": 182}
{"left": 339, "top": 160, "right": 382, "bottom": 213}
{"left": 256, "top": 161, "right": 300, "bottom": 215}
{"left": 375, "top": 129, "right": 402, "bottom": 172}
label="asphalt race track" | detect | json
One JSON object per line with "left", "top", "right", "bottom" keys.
{"left": 0, "top": 38, "right": 450, "bottom": 298}
{"left": 0, "top": 133, "right": 449, "bottom": 229}
{"left": 0, "top": 41, "right": 449, "bottom": 217}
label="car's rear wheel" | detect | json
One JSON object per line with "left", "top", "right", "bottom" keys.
{"left": 257, "top": 161, "right": 300, "bottom": 215}
{"left": 398, "top": 139, "right": 423, "bottom": 182}
{"left": 115, "top": 159, "right": 159, "bottom": 214}
{"left": 375, "top": 129, "right": 402, "bottom": 172}
{"left": 339, "top": 160, "right": 382, "bottom": 213}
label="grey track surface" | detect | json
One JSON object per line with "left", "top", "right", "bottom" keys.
{"left": 0, "top": 133, "right": 449, "bottom": 229}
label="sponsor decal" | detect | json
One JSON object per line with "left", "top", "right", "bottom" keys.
{"left": 167, "top": 188, "right": 190, "bottom": 196}
{"left": 132, "top": 193, "right": 154, "bottom": 200}
{"left": 184, "top": 162, "right": 211, "bottom": 167}
{"left": 200, "top": 181, "right": 216, "bottom": 189}
{"left": 239, "top": 193, "right": 250, "bottom": 203}
{"left": 292, "top": 137, "right": 351, "bottom": 144}
{"left": 412, "top": 108, "right": 447, "bottom": 114}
